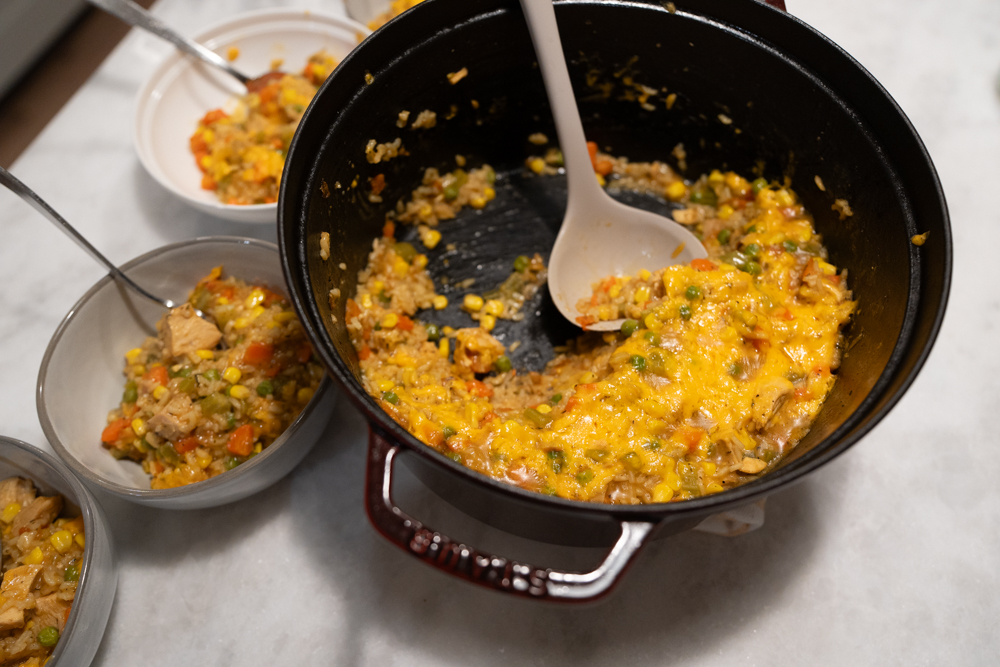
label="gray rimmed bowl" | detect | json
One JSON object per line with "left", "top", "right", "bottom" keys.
{"left": 37, "top": 237, "right": 337, "bottom": 509}
{"left": 0, "top": 436, "right": 116, "bottom": 666}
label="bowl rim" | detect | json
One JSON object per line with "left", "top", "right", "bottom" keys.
{"left": 279, "top": 0, "right": 953, "bottom": 523}
{"left": 37, "top": 235, "right": 332, "bottom": 501}
{"left": 0, "top": 435, "right": 114, "bottom": 664}
{"left": 132, "top": 7, "right": 371, "bottom": 219}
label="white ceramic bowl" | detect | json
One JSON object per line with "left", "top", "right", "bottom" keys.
{"left": 38, "top": 237, "right": 338, "bottom": 509}
{"left": 134, "top": 9, "right": 370, "bottom": 224}
{"left": 0, "top": 436, "right": 116, "bottom": 667}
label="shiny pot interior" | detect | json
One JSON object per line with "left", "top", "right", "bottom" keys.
{"left": 279, "top": 0, "right": 950, "bottom": 547}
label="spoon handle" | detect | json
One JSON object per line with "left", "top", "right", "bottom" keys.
{"left": 87, "top": 0, "right": 250, "bottom": 86}
{"left": 519, "top": 0, "right": 605, "bottom": 209}
{"left": 0, "top": 166, "right": 178, "bottom": 311}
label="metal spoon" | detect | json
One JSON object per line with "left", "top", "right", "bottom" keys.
{"left": 0, "top": 165, "right": 206, "bottom": 318}
{"left": 87, "top": 0, "right": 284, "bottom": 92}
{"left": 519, "top": 0, "right": 708, "bottom": 331}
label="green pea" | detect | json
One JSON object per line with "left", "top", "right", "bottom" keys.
{"left": 620, "top": 452, "right": 643, "bottom": 471}
{"left": 37, "top": 627, "right": 59, "bottom": 648}
{"left": 64, "top": 559, "right": 80, "bottom": 582}
{"left": 723, "top": 251, "right": 748, "bottom": 270}
{"left": 494, "top": 355, "right": 512, "bottom": 373}
{"left": 425, "top": 323, "right": 441, "bottom": 342}
{"left": 447, "top": 452, "right": 463, "bottom": 463}
{"left": 452, "top": 169, "right": 469, "bottom": 187}
{"left": 717, "top": 228, "right": 732, "bottom": 245}
{"left": 168, "top": 366, "right": 191, "bottom": 379}
{"left": 524, "top": 408, "right": 552, "bottom": 428}
{"left": 203, "top": 369, "right": 221, "bottom": 382}
{"left": 550, "top": 393, "right": 562, "bottom": 404}
{"left": 379, "top": 291, "right": 392, "bottom": 305}
{"left": 485, "top": 166, "right": 496, "bottom": 185}
{"left": 729, "top": 362, "right": 742, "bottom": 377}
{"left": 685, "top": 285, "right": 701, "bottom": 300}
{"left": 224, "top": 455, "right": 241, "bottom": 471}
{"left": 644, "top": 331, "right": 661, "bottom": 346}
{"left": 679, "top": 304, "right": 692, "bottom": 320}
{"left": 629, "top": 355, "right": 646, "bottom": 372}
{"left": 783, "top": 240, "right": 798, "bottom": 253}
{"left": 743, "top": 260, "right": 762, "bottom": 276}
{"left": 549, "top": 149, "right": 565, "bottom": 167}
{"left": 689, "top": 188, "right": 717, "bottom": 206}
{"left": 158, "top": 444, "right": 181, "bottom": 467}
{"left": 751, "top": 177, "right": 768, "bottom": 194}
{"left": 201, "top": 393, "right": 230, "bottom": 415}
{"left": 513, "top": 255, "right": 530, "bottom": 272}
{"left": 746, "top": 225, "right": 758, "bottom": 233}
{"left": 543, "top": 486, "right": 558, "bottom": 496}
{"left": 382, "top": 391, "right": 399, "bottom": 405}
{"left": 226, "top": 414, "right": 237, "bottom": 430}
{"left": 442, "top": 425, "right": 456, "bottom": 440}
{"left": 443, "top": 184, "right": 460, "bottom": 201}
{"left": 256, "top": 380, "right": 274, "bottom": 397}
{"left": 122, "top": 382, "right": 138, "bottom": 404}
{"left": 643, "top": 438, "right": 661, "bottom": 451}
{"left": 576, "top": 470, "right": 595, "bottom": 485}
{"left": 744, "top": 243, "right": 761, "bottom": 259}
{"left": 547, "top": 449, "right": 565, "bottom": 473}
{"left": 393, "top": 242, "right": 417, "bottom": 263}
{"left": 620, "top": 319, "right": 639, "bottom": 337}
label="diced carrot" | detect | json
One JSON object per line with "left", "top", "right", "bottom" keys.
{"left": 371, "top": 173, "right": 386, "bottom": 195}
{"left": 382, "top": 221, "right": 395, "bottom": 238}
{"left": 675, "top": 425, "right": 705, "bottom": 452}
{"left": 691, "top": 258, "right": 717, "bottom": 271}
{"left": 587, "top": 141, "right": 599, "bottom": 170}
{"left": 190, "top": 134, "right": 207, "bottom": 154}
{"left": 175, "top": 437, "right": 199, "bottom": 455}
{"left": 396, "top": 315, "right": 414, "bottom": 331}
{"left": 297, "top": 343, "right": 312, "bottom": 364}
{"left": 564, "top": 397, "right": 580, "bottom": 412}
{"left": 794, "top": 386, "right": 811, "bottom": 400}
{"left": 265, "top": 363, "right": 284, "bottom": 378}
{"left": 226, "top": 425, "right": 255, "bottom": 457}
{"left": 466, "top": 380, "right": 493, "bottom": 398}
{"left": 829, "top": 274, "right": 842, "bottom": 285}
{"left": 142, "top": 366, "right": 169, "bottom": 387}
{"left": 595, "top": 158, "right": 614, "bottom": 176}
{"left": 259, "top": 83, "right": 279, "bottom": 104}
{"left": 576, "top": 315, "right": 597, "bottom": 328}
{"left": 100, "top": 419, "right": 130, "bottom": 444}
{"left": 64, "top": 606, "right": 72, "bottom": 626}
{"left": 358, "top": 345, "right": 372, "bottom": 361}
{"left": 482, "top": 411, "right": 498, "bottom": 423}
{"left": 200, "top": 109, "right": 228, "bottom": 125}
{"left": 243, "top": 342, "right": 274, "bottom": 366}
{"left": 201, "top": 175, "right": 217, "bottom": 191}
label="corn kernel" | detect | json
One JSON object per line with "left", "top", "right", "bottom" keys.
{"left": 376, "top": 379, "right": 395, "bottom": 392}
{"left": 470, "top": 195, "right": 487, "bottom": 209}
{"left": 652, "top": 484, "right": 674, "bottom": 503}
{"left": 579, "top": 371, "right": 597, "bottom": 384}
{"left": 634, "top": 286, "right": 651, "bottom": 304}
{"left": 484, "top": 187, "right": 496, "bottom": 201}
{"left": 195, "top": 349, "right": 214, "bottom": 360}
{"left": 132, "top": 364, "right": 146, "bottom": 376}
{"left": 253, "top": 443, "right": 263, "bottom": 454}
{"left": 483, "top": 300, "right": 504, "bottom": 316}
{"left": 228, "top": 385, "right": 250, "bottom": 399}
{"left": 382, "top": 312, "right": 399, "bottom": 329}
{"left": 480, "top": 314, "right": 496, "bottom": 331}
{"left": 372, "top": 280, "right": 385, "bottom": 293}
{"left": 596, "top": 173, "right": 606, "bottom": 187}
{"left": 402, "top": 369, "right": 417, "bottom": 385}
{"left": 274, "top": 311, "right": 296, "bottom": 323}
{"left": 529, "top": 158, "right": 546, "bottom": 174}
{"left": 708, "top": 169, "right": 724, "bottom": 184}
{"left": 413, "top": 254, "right": 429, "bottom": 269}
{"left": 433, "top": 295, "right": 448, "bottom": 310}
{"left": 609, "top": 285, "right": 622, "bottom": 298}
{"left": 706, "top": 482, "right": 724, "bottom": 494}
{"left": 1, "top": 503, "right": 20, "bottom": 523}
{"left": 25, "top": 621, "right": 33, "bottom": 630}
{"left": 816, "top": 259, "right": 837, "bottom": 275}
{"left": 598, "top": 305, "right": 613, "bottom": 321}
{"left": 125, "top": 348, "right": 143, "bottom": 363}
{"left": 666, "top": 180, "right": 686, "bottom": 201}
{"left": 50, "top": 530, "right": 73, "bottom": 554}
{"left": 442, "top": 326, "right": 455, "bottom": 335}
{"left": 297, "top": 387, "right": 315, "bottom": 402}
{"left": 217, "top": 297, "right": 230, "bottom": 305}
{"left": 251, "top": 305, "right": 265, "bottom": 320}
{"left": 463, "top": 294, "right": 484, "bottom": 311}
{"left": 418, "top": 203, "right": 434, "bottom": 220}
{"left": 638, "top": 269, "right": 651, "bottom": 281}
{"left": 393, "top": 256, "right": 410, "bottom": 276}
{"left": 131, "top": 419, "right": 147, "bottom": 438}
{"left": 438, "top": 338, "right": 449, "bottom": 357}
{"left": 361, "top": 293, "right": 373, "bottom": 309}
{"left": 776, "top": 189, "right": 795, "bottom": 207}
{"left": 223, "top": 367, "right": 242, "bottom": 384}
{"left": 153, "top": 386, "right": 169, "bottom": 400}
{"left": 644, "top": 313, "right": 663, "bottom": 331}
{"left": 75, "top": 533, "right": 85, "bottom": 548}
{"left": 245, "top": 288, "right": 266, "bottom": 308}
{"left": 422, "top": 229, "right": 442, "bottom": 249}
{"left": 196, "top": 451, "right": 213, "bottom": 469}
{"left": 702, "top": 461, "right": 717, "bottom": 476}
{"left": 665, "top": 472, "right": 681, "bottom": 491}
{"left": 718, "top": 204, "right": 735, "bottom": 219}
{"left": 24, "top": 547, "right": 43, "bottom": 565}
{"left": 233, "top": 318, "right": 250, "bottom": 330}
{"left": 536, "top": 404, "right": 552, "bottom": 414}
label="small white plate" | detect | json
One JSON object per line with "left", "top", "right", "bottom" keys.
{"left": 134, "top": 9, "right": 370, "bottom": 224}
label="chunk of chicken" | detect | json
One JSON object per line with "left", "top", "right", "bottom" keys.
{"left": 34, "top": 594, "right": 70, "bottom": 632}
{"left": 1, "top": 565, "right": 42, "bottom": 601}
{"left": 454, "top": 328, "right": 505, "bottom": 375}
{"left": 148, "top": 393, "right": 198, "bottom": 440}
{"left": 162, "top": 304, "right": 221, "bottom": 359}
{"left": 11, "top": 496, "right": 62, "bottom": 536}
{"left": 0, "top": 479, "right": 35, "bottom": 512}
{"left": 0, "top": 606, "right": 24, "bottom": 631}
{"left": 750, "top": 377, "right": 794, "bottom": 430}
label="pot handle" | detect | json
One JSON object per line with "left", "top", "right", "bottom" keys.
{"left": 365, "top": 429, "right": 657, "bottom": 601}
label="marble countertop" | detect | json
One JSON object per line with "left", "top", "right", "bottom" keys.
{"left": 1, "top": 0, "right": 996, "bottom": 663}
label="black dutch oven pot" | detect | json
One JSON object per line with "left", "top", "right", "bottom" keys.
{"left": 279, "top": 0, "right": 951, "bottom": 601}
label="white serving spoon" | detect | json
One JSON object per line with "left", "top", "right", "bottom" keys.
{"left": 519, "top": 0, "right": 708, "bottom": 331}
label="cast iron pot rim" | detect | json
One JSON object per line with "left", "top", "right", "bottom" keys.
{"left": 279, "top": 0, "right": 952, "bottom": 524}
